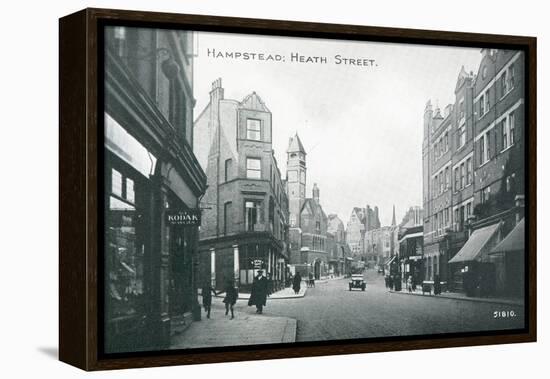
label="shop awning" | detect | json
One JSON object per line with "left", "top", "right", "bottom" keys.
{"left": 448, "top": 223, "right": 500, "bottom": 264}
{"left": 398, "top": 232, "right": 423, "bottom": 243}
{"left": 491, "top": 218, "right": 525, "bottom": 254}
{"left": 384, "top": 255, "right": 396, "bottom": 266}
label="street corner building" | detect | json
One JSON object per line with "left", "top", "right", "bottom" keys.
{"left": 422, "top": 49, "right": 525, "bottom": 298}
{"left": 103, "top": 26, "right": 207, "bottom": 353}
{"left": 193, "top": 79, "right": 290, "bottom": 293}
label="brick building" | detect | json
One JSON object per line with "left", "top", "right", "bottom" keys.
{"left": 423, "top": 49, "right": 525, "bottom": 296}
{"left": 194, "top": 79, "right": 289, "bottom": 293}
{"left": 286, "top": 134, "right": 330, "bottom": 279}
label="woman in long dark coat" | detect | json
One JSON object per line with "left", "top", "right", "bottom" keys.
{"left": 248, "top": 270, "right": 268, "bottom": 314}
{"left": 223, "top": 280, "right": 238, "bottom": 319}
{"left": 292, "top": 272, "right": 302, "bottom": 294}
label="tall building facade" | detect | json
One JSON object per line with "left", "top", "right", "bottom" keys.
{"left": 103, "top": 27, "right": 207, "bottom": 352}
{"left": 286, "top": 135, "right": 330, "bottom": 279}
{"left": 423, "top": 49, "right": 525, "bottom": 296}
{"left": 194, "top": 79, "right": 289, "bottom": 293}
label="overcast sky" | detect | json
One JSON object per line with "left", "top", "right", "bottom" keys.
{"left": 193, "top": 31, "right": 482, "bottom": 226}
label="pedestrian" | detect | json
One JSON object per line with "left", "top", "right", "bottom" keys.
{"left": 202, "top": 281, "right": 218, "bottom": 319}
{"left": 434, "top": 274, "right": 441, "bottom": 295}
{"left": 222, "top": 280, "right": 238, "bottom": 319}
{"left": 248, "top": 269, "right": 268, "bottom": 314}
{"left": 292, "top": 271, "right": 302, "bottom": 294}
{"left": 384, "top": 275, "right": 389, "bottom": 288}
{"left": 388, "top": 275, "right": 394, "bottom": 290}
{"left": 407, "top": 275, "right": 413, "bottom": 293}
{"left": 308, "top": 271, "right": 315, "bottom": 288}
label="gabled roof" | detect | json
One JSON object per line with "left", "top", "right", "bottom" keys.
{"left": 301, "top": 198, "right": 327, "bottom": 220}
{"left": 287, "top": 133, "right": 306, "bottom": 154}
{"left": 240, "top": 91, "right": 270, "bottom": 112}
{"left": 455, "top": 65, "right": 473, "bottom": 92}
{"left": 351, "top": 207, "right": 366, "bottom": 224}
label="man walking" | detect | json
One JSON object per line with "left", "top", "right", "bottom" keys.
{"left": 292, "top": 271, "right": 302, "bottom": 295}
{"left": 248, "top": 269, "right": 268, "bottom": 314}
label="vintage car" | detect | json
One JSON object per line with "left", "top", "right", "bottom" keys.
{"left": 349, "top": 274, "right": 366, "bottom": 291}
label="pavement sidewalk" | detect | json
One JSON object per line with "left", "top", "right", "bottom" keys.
{"left": 389, "top": 287, "right": 524, "bottom": 307}
{"left": 211, "top": 285, "right": 307, "bottom": 300}
{"left": 171, "top": 303, "right": 296, "bottom": 349}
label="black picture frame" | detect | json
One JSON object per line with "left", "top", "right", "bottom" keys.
{"left": 59, "top": 8, "right": 536, "bottom": 371}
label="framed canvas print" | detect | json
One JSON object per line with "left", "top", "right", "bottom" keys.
{"left": 59, "top": 8, "right": 536, "bottom": 371}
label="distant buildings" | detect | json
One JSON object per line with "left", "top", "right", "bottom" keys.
{"left": 397, "top": 207, "right": 424, "bottom": 284}
{"left": 399, "top": 206, "right": 424, "bottom": 228}
{"left": 423, "top": 49, "right": 525, "bottom": 296}
{"left": 346, "top": 205, "right": 380, "bottom": 261}
{"left": 194, "top": 79, "right": 289, "bottom": 292}
{"left": 327, "top": 214, "right": 352, "bottom": 276}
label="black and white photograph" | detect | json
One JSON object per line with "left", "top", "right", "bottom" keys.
{"left": 102, "top": 25, "right": 527, "bottom": 354}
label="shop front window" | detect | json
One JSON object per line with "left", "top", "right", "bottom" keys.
{"left": 106, "top": 174, "right": 145, "bottom": 321}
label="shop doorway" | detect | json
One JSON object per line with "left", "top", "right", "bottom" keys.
{"left": 168, "top": 207, "right": 197, "bottom": 317}
{"left": 314, "top": 260, "right": 321, "bottom": 280}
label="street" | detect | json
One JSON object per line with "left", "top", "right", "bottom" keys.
{"left": 215, "top": 269, "right": 524, "bottom": 343}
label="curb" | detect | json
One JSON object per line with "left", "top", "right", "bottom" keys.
{"left": 212, "top": 287, "right": 308, "bottom": 300}
{"left": 281, "top": 318, "right": 297, "bottom": 343}
{"left": 389, "top": 290, "right": 524, "bottom": 307}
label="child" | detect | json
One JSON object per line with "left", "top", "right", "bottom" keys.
{"left": 407, "top": 276, "right": 413, "bottom": 293}
{"left": 223, "top": 280, "right": 238, "bottom": 319}
{"left": 202, "top": 282, "right": 217, "bottom": 319}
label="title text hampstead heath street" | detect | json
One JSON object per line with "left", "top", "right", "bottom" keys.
{"left": 206, "top": 48, "right": 377, "bottom": 66}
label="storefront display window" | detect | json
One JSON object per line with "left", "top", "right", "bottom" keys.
{"left": 104, "top": 147, "right": 152, "bottom": 353}
{"left": 106, "top": 171, "right": 145, "bottom": 320}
